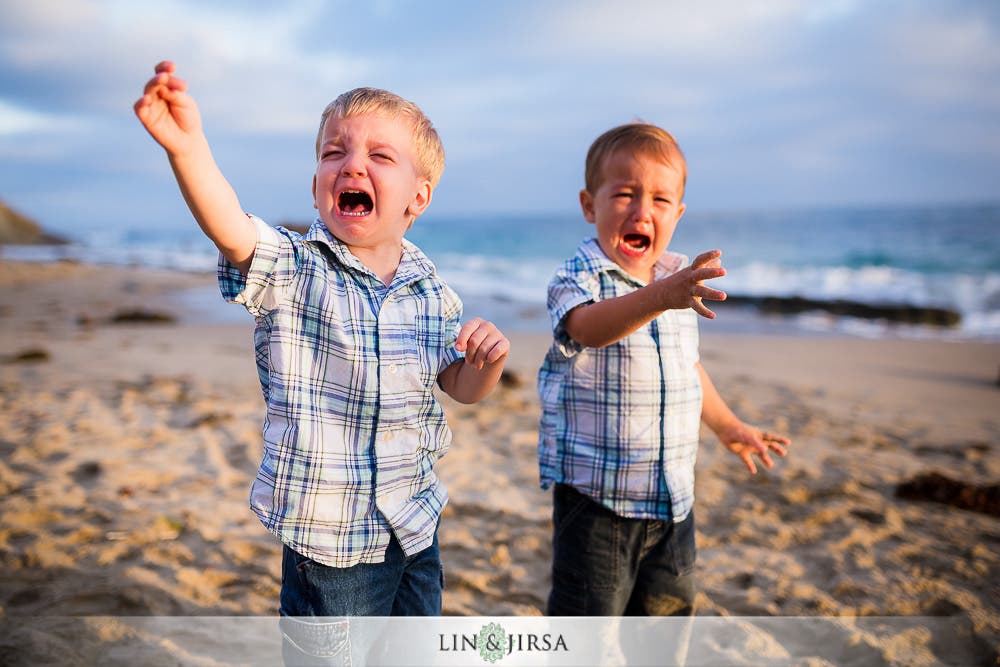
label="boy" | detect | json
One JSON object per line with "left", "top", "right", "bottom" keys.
{"left": 538, "top": 123, "right": 790, "bottom": 618}
{"left": 135, "top": 62, "right": 509, "bottom": 628}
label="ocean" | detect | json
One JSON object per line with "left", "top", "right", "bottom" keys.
{"left": 4, "top": 203, "right": 999, "bottom": 341}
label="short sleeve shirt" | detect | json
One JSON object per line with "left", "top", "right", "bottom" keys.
{"left": 219, "top": 216, "right": 464, "bottom": 567}
{"left": 537, "top": 238, "right": 702, "bottom": 522}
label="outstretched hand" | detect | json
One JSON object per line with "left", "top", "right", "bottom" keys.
{"left": 716, "top": 420, "right": 790, "bottom": 474}
{"left": 133, "top": 61, "right": 203, "bottom": 156}
{"left": 656, "top": 249, "right": 728, "bottom": 318}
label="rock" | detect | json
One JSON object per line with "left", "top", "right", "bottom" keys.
{"left": 2, "top": 348, "right": 51, "bottom": 364}
{"left": 0, "top": 200, "right": 67, "bottom": 245}
{"left": 721, "top": 295, "right": 961, "bottom": 327}
{"left": 109, "top": 310, "right": 177, "bottom": 325}
{"left": 499, "top": 369, "right": 523, "bottom": 389}
{"left": 895, "top": 471, "right": 1000, "bottom": 517}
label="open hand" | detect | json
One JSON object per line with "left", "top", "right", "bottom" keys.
{"left": 656, "top": 249, "right": 728, "bottom": 318}
{"left": 455, "top": 318, "right": 510, "bottom": 370}
{"left": 717, "top": 421, "right": 790, "bottom": 474}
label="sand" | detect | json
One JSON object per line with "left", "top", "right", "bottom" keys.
{"left": 0, "top": 261, "right": 997, "bottom": 665}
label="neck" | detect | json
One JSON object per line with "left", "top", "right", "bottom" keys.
{"left": 349, "top": 243, "right": 403, "bottom": 286}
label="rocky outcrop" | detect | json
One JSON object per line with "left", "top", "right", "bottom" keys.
{"left": 721, "top": 295, "right": 961, "bottom": 327}
{"left": 0, "top": 200, "right": 66, "bottom": 245}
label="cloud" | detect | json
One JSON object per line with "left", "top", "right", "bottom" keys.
{"left": 0, "top": 0, "right": 370, "bottom": 133}
{"left": 0, "top": 100, "right": 75, "bottom": 135}
{"left": 524, "top": 0, "right": 808, "bottom": 62}
{"left": 0, "top": 0, "right": 998, "bottom": 229}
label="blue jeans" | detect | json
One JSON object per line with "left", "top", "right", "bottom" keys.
{"left": 547, "top": 483, "right": 697, "bottom": 616}
{"left": 279, "top": 530, "right": 443, "bottom": 665}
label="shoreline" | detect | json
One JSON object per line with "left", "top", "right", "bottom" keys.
{"left": 1, "top": 260, "right": 998, "bottom": 663}
{"left": 2, "top": 253, "right": 996, "bottom": 342}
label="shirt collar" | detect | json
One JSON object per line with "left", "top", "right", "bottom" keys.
{"left": 578, "top": 237, "right": 687, "bottom": 286}
{"left": 301, "top": 218, "right": 437, "bottom": 287}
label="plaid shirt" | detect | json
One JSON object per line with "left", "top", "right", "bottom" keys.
{"left": 537, "top": 238, "right": 703, "bottom": 522}
{"left": 219, "top": 216, "right": 463, "bottom": 567}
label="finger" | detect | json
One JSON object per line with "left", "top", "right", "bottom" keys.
{"left": 464, "top": 326, "right": 492, "bottom": 367}
{"left": 764, "top": 436, "right": 789, "bottom": 457}
{"left": 756, "top": 449, "right": 775, "bottom": 469}
{"left": 454, "top": 318, "right": 483, "bottom": 351}
{"left": 154, "top": 61, "right": 176, "bottom": 75}
{"left": 165, "top": 75, "right": 188, "bottom": 92}
{"left": 693, "top": 285, "right": 727, "bottom": 302}
{"left": 133, "top": 95, "right": 152, "bottom": 117}
{"left": 484, "top": 337, "right": 510, "bottom": 364}
{"left": 741, "top": 451, "right": 758, "bottom": 475}
{"left": 691, "top": 266, "right": 726, "bottom": 283}
{"left": 691, "top": 298, "right": 717, "bottom": 319}
{"left": 691, "top": 249, "right": 722, "bottom": 268}
{"left": 143, "top": 74, "right": 168, "bottom": 96}
{"left": 761, "top": 432, "right": 791, "bottom": 456}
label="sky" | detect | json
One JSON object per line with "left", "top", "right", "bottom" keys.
{"left": 1, "top": 0, "right": 998, "bottom": 237}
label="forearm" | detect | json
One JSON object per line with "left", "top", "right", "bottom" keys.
{"left": 564, "top": 283, "right": 669, "bottom": 348}
{"left": 438, "top": 358, "right": 506, "bottom": 404}
{"left": 698, "top": 362, "right": 740, "bottom": 437}
{"left": 168, "top": 138, "right": 256, "bottom": 272}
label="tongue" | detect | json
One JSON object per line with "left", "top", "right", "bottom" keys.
{"left": 624, "top": 234, "right": 648, "bottom": 249}
{"left": 339, "top": 191, "right": 373, "bottom": 214}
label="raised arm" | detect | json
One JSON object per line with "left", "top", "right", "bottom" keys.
{"left": 134, "top": 61, "right": 256, "bottom": 273}
{"left": 564, "top": 250, "right": 727, "bottom": 348}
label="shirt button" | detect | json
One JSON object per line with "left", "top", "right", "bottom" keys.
{"left": 389, "top": 364, "right": 398, "bottom": 374}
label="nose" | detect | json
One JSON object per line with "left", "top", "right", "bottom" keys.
{"left": 631, "top": 197, "right": 653, "bottom": 223}
{"left": 341, "top": 151, "right": 366, "bottom": 178}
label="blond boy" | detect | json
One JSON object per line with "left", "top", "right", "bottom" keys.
{"left": 135, "top": 62, "right": 509, "bottom": 627}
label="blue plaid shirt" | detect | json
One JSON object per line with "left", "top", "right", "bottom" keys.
{"left": 219, "top": 216, "right": 463, "bottom": 567}
{"left": 537, "top": 238, "right": 703, "bottom": 522}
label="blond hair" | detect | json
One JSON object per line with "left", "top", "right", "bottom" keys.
{"left": 315, "top": 87, "right": 445, "bottom": 188}
{"left": 584, "top": 122, "right": 686, "bottom": 196}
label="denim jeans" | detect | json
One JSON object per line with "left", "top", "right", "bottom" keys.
{"left": 279, "top": 530, "right": 443, "bottom": 665}
{"left": 547, "top": 483, "right": 697, "bottom": 616}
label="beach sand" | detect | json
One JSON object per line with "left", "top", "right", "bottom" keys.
{"left": 0, "top": 261, "right": 997, "bottom": 665}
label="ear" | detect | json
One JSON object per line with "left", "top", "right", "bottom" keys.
{"left": 674, "top": 201, "right": 686, "bottom": 225}
{"left": 579, "top": 189, "right": 596, "bottom": 224}
{"left": 312, "top": 174, "right": 318, "bottom": 210}
{"left": 406, "top": 178, "right": 433, "bottom": 219}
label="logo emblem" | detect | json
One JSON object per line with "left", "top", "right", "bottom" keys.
{"left": 478, "top": 622, "right": 508, "bottom": 663}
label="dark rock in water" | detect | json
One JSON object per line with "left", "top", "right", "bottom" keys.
{"left": 0, "top": 200, "right": 67, "bottom": 245}
{"left": 895, "top": 471, "right": 1000, "bottom": 517}
{"left": 721, "top": 295, "right": 961, "bottom": 327}
{"left": 109, "top": 310, "right": 177, "bottom": 325}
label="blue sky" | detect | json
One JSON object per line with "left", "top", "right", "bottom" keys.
{"left": 1, "top": 0, "right": 998, "bottom": 236}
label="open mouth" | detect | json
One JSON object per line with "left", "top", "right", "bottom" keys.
{"left": 337, "top": 190, "right": 373, "bottom": 217}
{"left": 622, "top": 233, "right": 651, "bottom": 254}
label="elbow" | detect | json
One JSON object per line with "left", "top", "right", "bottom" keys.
{"left": 569, "top": 331, "right": 613, "bottom": 349}
{"left": 448, "top": 386, "right": 494, "bottom": 405}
